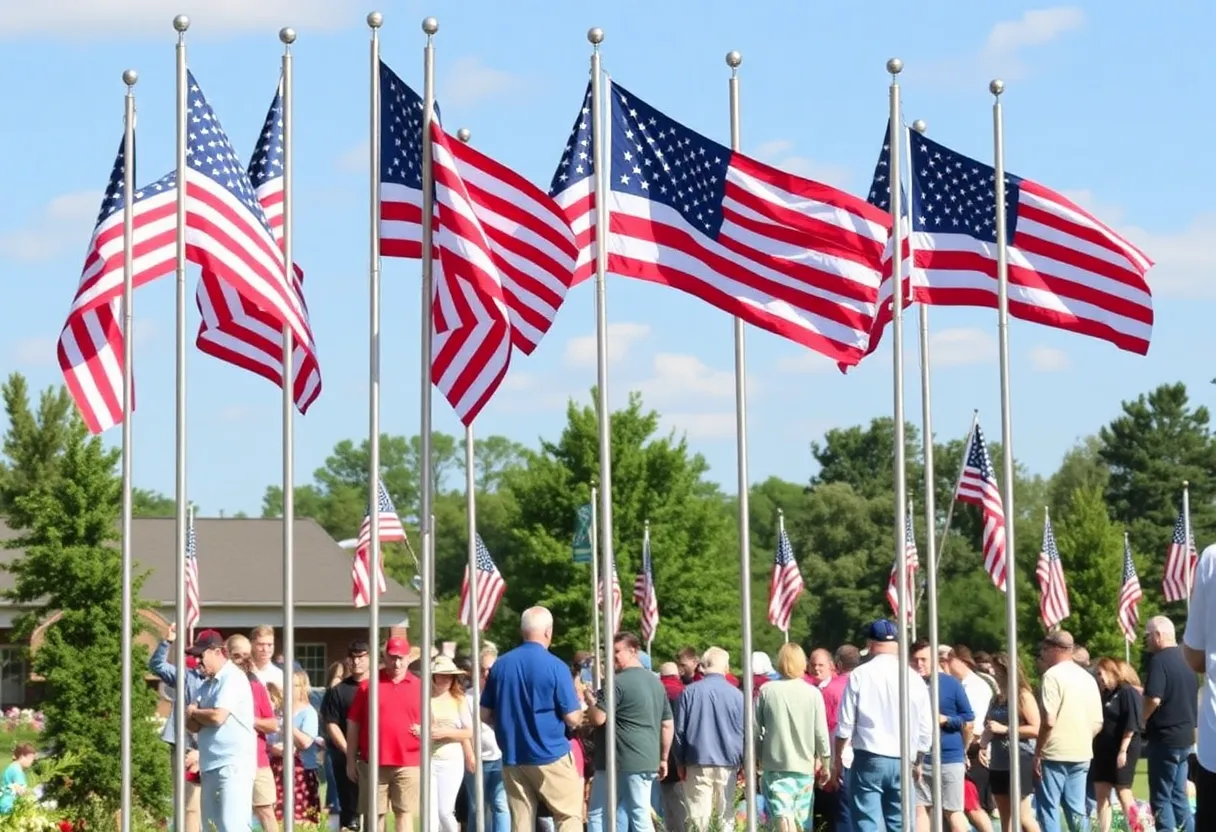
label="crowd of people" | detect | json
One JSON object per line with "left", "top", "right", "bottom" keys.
{"left": 149, "top": 606, "right": 1206, "bottom": 832}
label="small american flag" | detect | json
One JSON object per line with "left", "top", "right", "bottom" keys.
{"left": 632, "top": 528, "right": 659, "bottom": 644}
{"left": 459, "top": 535, "right": 506, "bottom": 631}
{"left": 1117, "top": 534, "right": 1143, "bottom": 643}
{"left": 184, "top": 509, "right": 201, "bottom": 639}
{"left": 352, "top": 480, "right": 402, "bottom": 608}
{"left": 767, "top": 523, "right": 804, "bottom": 632}
{"left": 1163, "top": 508, "right": 1197, "bottom": 603}
{"left": 596, "top": 564, "right": 623, "bottom": 635}
{"left": 886, "top": 510, "right": 919, "bottom": 621}
{"left": 955, "top": 423, "right": 1007, "bottom": 590}
{"left": 1035, "top": 512, "right": 1070, "bottom": 630}
{"left": 195, "top": 82, "right": 322, "bottom": 414}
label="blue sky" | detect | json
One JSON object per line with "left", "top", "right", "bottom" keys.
{"left": 0, "top": 1, "right": 1211, "bottom": 519}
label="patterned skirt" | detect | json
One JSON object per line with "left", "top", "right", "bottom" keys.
{"left": 270, "top": 756, "right": 321, "bottom": 823}
{"left": 761, "top": 770, "right": 816, "bottom": 829}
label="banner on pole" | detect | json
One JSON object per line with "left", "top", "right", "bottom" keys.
{"left": 573, "top": 503, "right": 593, "bottom": 563}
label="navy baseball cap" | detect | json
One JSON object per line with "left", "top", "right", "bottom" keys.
{"left": 865, "top": 620, "right": 899, "bottom": 642}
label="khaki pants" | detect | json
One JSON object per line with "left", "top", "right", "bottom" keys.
{"left": 684, "top": 765, "right": 735, "bottom": 831}
{"left": 503, "top": 754, "right": 584, "bottom": 832}
{"left": 357, "top": 762, "right": 420, "bottom": 827}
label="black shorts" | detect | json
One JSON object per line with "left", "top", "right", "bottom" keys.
{"left": 1091, "top": 742, "right": 1140, "bottom": 788}
{"left": 989, "top": 753, "right": 1034, "bottom": 800}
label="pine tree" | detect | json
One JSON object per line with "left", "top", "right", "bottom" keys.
{"left": 4, "top": 417, "right": 169, "bottom": 818}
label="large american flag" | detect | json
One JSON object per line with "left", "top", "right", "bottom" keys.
{"left": 886, "top": 510, "right": 919, "bottom": 621}
{"left": 459, "top": 534, "right": 507, "bottom": 631}
{"left": 860, "top": 129, "right": 1153, "bottom": 356}
{"left": 550, "top": 81, "right": 890, "bottom": 364}
{"left": 596, "top": 563, "right": 623, "bottom": 635}
{"left": 767, "top": 523, "right": 804, "bottom": 632}
{"left": 632, "top": 529, "right": 659, "bottom": 644}
{"left": 547, "top": 83, "right": 595, "bottom": 286}
{"left": 1035, "top": 511, "right": 1069, "bottom": 630}
{"left": 184, "top": 508, "right": 201, "bottom": 639}
{"left": 195, "top": 83, "right": 322, "bottom": 413}
{"left": 955, "top": 423, "right": 1007, "bottom": 590}
{"left": 1163, "top": 508, "right": 1197, "bottom": 603}
{"left": 58, "top": 139, "right": 176, "bottom": 434}
{"left": 1117, "top": 533, "right": 1143, "bottom": 643}
{"left": 352, "top": 480, "right": 402, "bottom": 608}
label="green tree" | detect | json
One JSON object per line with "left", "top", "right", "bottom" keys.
{"left": 132, "top": 487, "right": 176, "bottom": 517}
{"left": 1047, "top": 437, "right": 1110, "bottom": 519}
{"left": 459, "top": 434, "right": 527, "bottom": 493}
{"left": 3, "top": 418, "right": 168, "bottom": 818}
{"left": 0, "top": 373, "right": 75, "bottom": 523}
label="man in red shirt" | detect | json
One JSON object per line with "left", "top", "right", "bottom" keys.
{"left": 345, "top": 636, "right": 422, "bottom": 832}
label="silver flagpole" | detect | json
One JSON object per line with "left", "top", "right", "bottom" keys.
{"left": 587, "top": 26, "right": 618, "bottom": 831}
{"left": 886, "top": 57, "right": 913, "bottom": 830}
{"left": 365, "top": 11, "right": 384, "bottom": 830}
{"left": 455, "top": 125, "right": 488, "bottom": 832}
{"left": 590, "top": 485, "right": 602, "bottom": 688}
{"left": 777, "top": 509, "right": 789, "bottom": 645}
{"left": 910, "top": 116, "right": 942, "bottom": 832}
{"left": 1184, "top": 480, "right": 1193, "bottom": 609}
{"left": 119, "top": 66, "right": 138, "bottom": 832}
{"left": 908, "top": 497, "right": 917, "bottom": 643}
{"left": 278, "top": 26, "right": 298, "bottom": 828}
{"left": 171, "top": 16, "right": 190, "bottom": 832}
{"left": 725, "top": 51, "right": 758, "bottom": 832}
{"left": 990, "top": 78, "right": 1022, "bottom": 832}
{"left": 419, "top": 16, "right": 440, "bottom": 831}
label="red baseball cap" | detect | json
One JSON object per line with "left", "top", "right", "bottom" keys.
{"left": 386, "top": 636, "right": 410, "bottom": 657}
{"left": 185, "top": 629, "right": 224, "bottom": 657}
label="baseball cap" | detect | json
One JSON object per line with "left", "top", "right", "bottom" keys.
{"left": 1042, "top": 630, "right": 1074, "bottom": 650}
{"left": 386, "top": 636, "right": 410, "bottom": 657}
{"left": 185, "top": 629, "right": 225, "bottom": 657}
{"left": 864, "top": 620, "right": 898, "bottom": 643}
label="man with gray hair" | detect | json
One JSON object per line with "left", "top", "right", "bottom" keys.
{"left": 481, "top": 607, "right": 585, "bottom": 832}
{"left": 673, "top": 646, "right": 744, "bottom": 831}
{"left": 1143, "top": 615, "right": 1197, "bottom": 832}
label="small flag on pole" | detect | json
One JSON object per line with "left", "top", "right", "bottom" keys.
{"left": 633, "top": 526, "right": 659, "bottom": 644}
{"left": 767, "top": 518, "right": 803, "bottom": 632}
{"left": 954, "top": 422, "right": 1008, "bottom": 591}
{"left": 1035, "top": 510, "right": 1070, "bottom": 630}
{"left": 184, "top": 508, "right": 201, "bottom": 640}
{"left": 352, "top": 480, "right": 401, "bottom": 608}
{"left": 459, "top": 534, "right": 506, "bottom": 631}
{"left": 1117, "top": 533, "right": 1143, "bottom": 643}
{"left": 596, "top": 563, "right": 623, "bottom": 635}
{"left": 1163, "top": 508, "right": 1196, "bottom": 603}
{"left": 886, "top": 510, "right": 919, "bottom": 622}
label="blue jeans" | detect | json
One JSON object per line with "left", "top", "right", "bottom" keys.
{"left": 201, "top": 763, "right": 255, "bottom": 832}
{"left": 1147, "top": 744, "right": 1194, "bottom": 832}
{"left": 848, "top": 750, "right": 901, "bottom": 832}
{"left": 464, "top": 758, "right": 510, "bottom": 832}
{"left": 324, "top": 752, "right": 340, "bottom": 812}
{"left": 589, "top": 772, "right": 658, "bottom": 832}
{"left": 1035, "top": 760, "right": 1089, "bottom": 832}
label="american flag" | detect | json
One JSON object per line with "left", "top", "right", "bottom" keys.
{"left": 955, "top": 423, "right": 1007, "bottom": 590}
{"left": 1163, "top": 508, "right": 1197, "bottom": 603}
{"left": 352, "top": 480, "right": 402, "bottom": 608}
{"left": 184, "top": 509, "right": 201, "bottom": 638}
{"left": 58, "top": 138, "right": 176, "bottom": 434}
{"left": 886, "top": 510, "right": 919, "bottom": 621}
{"left": 767, "top": 523, "right": 804, "bottom": 632}
{"left": 459, "top": 534, "right": 507, "bottom": 631}
{"left": 1035, "top": 511, "right": 1070, "bottom": 630}
{"left": 862, "top": 129, "right": 1153, "bottom": 356}
{"left": 551, "top": 81, "right": 891, "bottom": 364}
{"left": 547, "top": 83, "right": 595, "bottom": 286}
{"left": 195, "top": 83, "right": 322, "bottom": 414}
{"left": 1117, "top": 533, "right": 1143, "bottom": 643}
{"left": 632, "top": 528, "right": 659, "bottom": 643}
{"left": 596, "top": 563, "right": 623, "bottom": 635}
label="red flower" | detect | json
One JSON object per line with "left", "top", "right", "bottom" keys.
{"left": 59, "top": 820, "right": 73, "bottom": 832}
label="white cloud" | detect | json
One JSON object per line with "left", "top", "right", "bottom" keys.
{"left": 929, "top": 328, "right": 997, "bottom": 366}
{"left": 0, "top": 1, "right": 360, "bottom": 38}
{"left": 9, "top": 336, "right": 57, "bottom": 368}
{"left": 662, "top": 412, "right": 737, "bottom": 441}
{"left": 1027, "top": 346, "right": 1070, "bottom": 372}
{"left": 563, "top": 322, "right": 650, "bottom": 368}
{"left": 336, "top": 141, "right": 369, "bottom": 174}
{"left": 775, "top": 351, "right": 835, "bottom": 374}
{"left": 636, "top": 353, "right": 736, "bottom": 402}
{"left": 751, "top": 139, "right": 851, "bottom": 189}
{"left": 444, "top": 57, "right": 524, "bottom": 107}
{"left": 917, "top": 7, "right": 1085, "bottom": 87}
{"left": 0, "top": 191, "right": 101, "bottom": 262}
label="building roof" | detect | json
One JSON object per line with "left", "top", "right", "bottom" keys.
{"left": 0, "top": 516, "right": 419, "bottom": 608}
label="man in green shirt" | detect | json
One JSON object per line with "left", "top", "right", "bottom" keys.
{"left": 584, "top": 631, "right": 674, "bottom": 832}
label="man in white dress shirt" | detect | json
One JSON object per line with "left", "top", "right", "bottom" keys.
{"left": 833, "top": 620, "right": 932, "bottom": 832}
{"left": 1183, "top": 543, "right": 1216, "bottom": 830}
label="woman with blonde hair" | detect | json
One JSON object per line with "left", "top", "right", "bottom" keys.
{"left": 755, "top": 643, "right": 831, "bottom": 832}
{"left": 979, "top": 653, "right": 1040, "bottom": 832}
{"left": 1091, "top": 657, "right": 1142, "bottom": 832}
{"left": 268, "top": 669, "right": 322, "bottom": 823}
{"left": 428, "top": 655, "right": 474, "bottom": 832}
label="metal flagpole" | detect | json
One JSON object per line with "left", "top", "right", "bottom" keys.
{"left": 886, "top": 57, "right": 914, "bottom": 831}
{"left": 777, "top": 509, "right": 789, "bottom": 645}
{"left": 119, "top": 66, "right": 138, "bottom": 832}
{"left": 990, "top": 78, "right": 1022, "bottom": 832}
{"left": 590, "top": 485, "right": 602, "bottom": 687}
{"left": 644, "top": 520, "right": 653, "bottom": 656}
{"left": 908, "top": 497, "right": 917, "bottom": 643}
{"left": 365, "top": 11, "right": 384, "bottom": 830}
{"left": 909, "top": 116, "right": 942, "bottom": 832}
{"left": 277, "top": 27, "right": 298, "bottom": 828}
{"left": 455, "top": 124, "right": 488, "bottom": 832}
{"left": 171, "top": 17, "right": 190, "bottom": 832}
{"left": 419, "top": 16, "right": 440, "bottom": 831}
{"left": 587, "top": 26, "right": 618, "bottom": 832}
{"left": 725, "top": 50, "right": 758, "bottom": 832}
{"left": 1184, "top": 480, "right": 1193, "bottom": 609}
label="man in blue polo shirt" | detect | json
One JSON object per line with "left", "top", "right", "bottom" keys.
{"left": 911, "top": 639, "right": 976, "bottom": 832}
{"left": 481, "top": 606, "right": 584, "bottom": 832}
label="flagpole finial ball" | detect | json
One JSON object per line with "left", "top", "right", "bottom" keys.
{"left": 456, "top": 128, "right": 471, "bottom": 143}
{"left": 172, "top": 14, "right": 190, "bottom": 32}
{"left": 886, "top": 58, "right": 903, "bottom": 74}
{"left": 421, "top": 16, "right": 439, "bottom": 35}
{"left": 367, "top": 11, "right": 383, "bottom": 28}
{"left": 279, "top": 27, "right": 296, "bottom": 44}
{"left": 726, "top": 51, "right": 742, "bottom": 68}
{"left": 122, "top": 69, "right": 138, "bottom": 87}
{"left": 989, "top": 79, "right": 1005, "bottom": 96}
{"left": 587, "top": 27, "right": 605, "bottom": 45}
{"left": 1184, "top": 479, "right": 1190, "bottom": 488}
{"left": 911, "top": 119, "right": 927, "bottom": 134}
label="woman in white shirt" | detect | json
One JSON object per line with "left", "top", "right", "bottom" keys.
{"left": 429, "top": 657, "right": 474, "bottom": 832}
